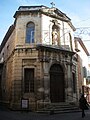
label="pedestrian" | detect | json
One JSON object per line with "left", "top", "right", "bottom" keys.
{"left": 79, "top": 94, "right": 89, "bottom": 118}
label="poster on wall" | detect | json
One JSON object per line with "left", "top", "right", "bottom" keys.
{"left": 21, "top": 99, "right": 29, "bottom": 109}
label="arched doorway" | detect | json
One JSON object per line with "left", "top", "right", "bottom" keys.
{"left": 50, "top": 64, "right": 65, "bottom": 102}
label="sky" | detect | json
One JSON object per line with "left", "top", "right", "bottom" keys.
{"left": 0, "top": 0, "right": 90, "bottom": 52}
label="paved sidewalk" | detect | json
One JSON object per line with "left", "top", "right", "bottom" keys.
{"left": 0, "top": 106, "right": 90, "bottom": 120}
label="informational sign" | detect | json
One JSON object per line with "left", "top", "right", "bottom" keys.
{"left": 21, "top": 99, "right": 29, "bottom": 109}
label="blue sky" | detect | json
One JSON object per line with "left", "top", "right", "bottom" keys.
{"left": 0, "top": 0, "right": 90, "bottom": 51}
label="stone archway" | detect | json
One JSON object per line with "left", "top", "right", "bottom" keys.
{"left": 50, "top": 64, "right": 65, "bottom": 102}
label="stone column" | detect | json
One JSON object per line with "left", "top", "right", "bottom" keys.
{"left": 67, "top": 63, "right": 73, "bottom": 102}
{"left": 43, "top": 62, "right": 50, "bottom": 102}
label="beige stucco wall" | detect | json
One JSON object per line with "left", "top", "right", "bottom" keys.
{"left": 0, "top": 29, "right": 15, "bottom": 61}
{"left": 15, "top": 13, "right": 42, "bottom": 46}
{"left": 0, "top": 29, "right": 15, "bottom": 102}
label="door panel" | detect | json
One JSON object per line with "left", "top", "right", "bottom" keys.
{"left": 50, "top": 64, "right": 64, "bottom": 102}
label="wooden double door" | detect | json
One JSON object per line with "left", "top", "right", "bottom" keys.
{"left": 50, "top": 64, "right": 65, "bottom": 103}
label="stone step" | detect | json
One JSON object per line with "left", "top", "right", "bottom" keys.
{"left": 37, "top": 102, "right": 81, "bottom": 114}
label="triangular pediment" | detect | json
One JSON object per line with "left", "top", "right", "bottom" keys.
{"left": 41, "top": 7, "right": 70, "bottom": 22}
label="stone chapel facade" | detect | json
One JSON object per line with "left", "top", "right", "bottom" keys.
{"left": 0, "top": 5, "right": 78, "bottom": 111}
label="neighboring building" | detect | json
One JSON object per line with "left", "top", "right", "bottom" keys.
{"left": 0, "top": 5, "right": 78, "bottom": 111}
{"left": 74, "top": 37, "right": 90, "bottom": 102}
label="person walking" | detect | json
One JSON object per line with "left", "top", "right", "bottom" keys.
{"left": 79, "top": 94, "right": 89, "bottom": 118}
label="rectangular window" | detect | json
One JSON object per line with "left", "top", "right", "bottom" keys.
{"left": 24, "top": 68, "right": 34, "bottom": 93}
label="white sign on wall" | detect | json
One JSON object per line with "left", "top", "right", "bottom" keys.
{"left": 21, "top": 99, "right": 29, "bottom": 109}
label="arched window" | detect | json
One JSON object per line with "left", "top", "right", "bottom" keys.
{"left": 26, "top": 22, "right": 35, "bottom": 43}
